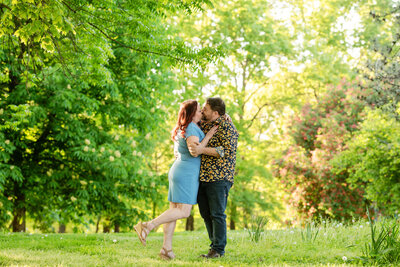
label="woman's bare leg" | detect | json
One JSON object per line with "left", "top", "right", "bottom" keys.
{"left": 135, "top": 202, "right": 192, "bottom": 251}
{"left": 147, "top": 202, "right": 192, "bottom": 231}
{"left": 160, "top": 220, "right": 176, "bottom": 258}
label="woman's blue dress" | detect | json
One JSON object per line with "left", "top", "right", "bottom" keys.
{"left": 168, "top": 122, "right": 205, "bottom": 205}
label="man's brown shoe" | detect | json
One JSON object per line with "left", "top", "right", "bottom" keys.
{"left": 200, "top": 249, "right": 222, "bottom": 258}
{"left": 199, "top": 249, "right": 211, "bottom": 258}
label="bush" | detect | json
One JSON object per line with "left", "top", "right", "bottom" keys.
{"left": 274, "top": 80, "right": 370, "bottom": 220}
{"left": 332, "top": 107, "right": 400, "bottom": 214}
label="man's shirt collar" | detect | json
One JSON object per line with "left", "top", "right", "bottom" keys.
{"left": 204, "top": 116, "right": 223, "bottom": 127}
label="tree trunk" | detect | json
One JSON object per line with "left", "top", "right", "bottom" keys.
{"left": 12, "top": 185, "right": 26, "bottom": 232}
{"left": 114, "top": 223, "right": 120, "bottom": 233}
{"left": 229, "top": 203, "right": 237, "bottom": 230}
{"left": 230, "top": 218, "right": 236, "bottom": 230}
{"left": 103, "top": 223, "right": 110, "bottom": 233}
{"left": 96, "top": 215, "right": 101, "bottom": 233}
{"left": 12, "top": 206, "right": 26, "bottom": 232}
{"left": 185, "top": 214, "right": 194, "bottom": 231}
{"left": 58, "top": 223, "right": 66, "bottom": 233}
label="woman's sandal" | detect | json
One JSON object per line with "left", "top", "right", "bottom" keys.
{"left": 159, "top": 247, "right": 175, "bottom": 260}
{"left": 133, "top": 222, "right": 149, "bottom": 246}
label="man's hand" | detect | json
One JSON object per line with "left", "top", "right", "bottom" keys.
{"left": 222, "top": 114, "right": 232, "bottom": 123}
{"left": 188, "top": 141, "right": 203, "bottom": 157}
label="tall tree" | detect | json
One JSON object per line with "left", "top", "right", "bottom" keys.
{"left": 357, "top": 1, "right": 400, "bottom": 116}
{"left": 331, "top": 1, "right": 400, "bottom": 216}
{"left": 0, "top": 0, "right": 219, "bottom": 232}
{"left": 175, "top": 0, "right": 297, "bottom": 228}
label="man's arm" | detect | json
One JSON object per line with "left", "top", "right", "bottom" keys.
{"left": 189, "top": 123, "right": 237, "bottom": 158}
{"left": 198, "top": 146, "right": 221, "bottom": 157}
{"left": 188, "top": 141, "right": 221, "bottom": 158}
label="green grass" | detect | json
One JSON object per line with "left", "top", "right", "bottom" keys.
{"left": 0, "top": 221, "right": 373, "bottom": 266}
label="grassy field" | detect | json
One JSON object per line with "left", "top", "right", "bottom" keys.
{"left": 0, "top": 221, "right": 373, "bottom": 266}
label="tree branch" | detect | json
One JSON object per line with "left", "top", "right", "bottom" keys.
{"left": 246, "top": 95, "right": 304, "bottom": 129}
{"left": 86, "top": 21, "right": 192, "bottom": 64}
{"left": 48, "top": 30, "right": 76, "bottom": 79}
{"left": 0, "top": 3, "right": 11, "bottom": 11}
{"left": 60, "top": 0, "right": 194, "bottom": 64}
{"left": 243, "top": 80, "right": 269, "bottom": 106}
{"left": 246, "top": 102, "right": 268, "bottom": 129}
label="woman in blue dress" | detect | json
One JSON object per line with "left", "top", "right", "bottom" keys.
{"left": 134, "top": 99, "right": 218, "bottom": 260}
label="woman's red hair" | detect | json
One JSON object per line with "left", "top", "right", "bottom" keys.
{"left": 171, "top": 100, "right": 198, "bottom": 140}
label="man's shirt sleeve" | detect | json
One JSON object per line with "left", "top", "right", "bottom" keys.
{"left": 218, "top": 122, "right": 238, "bottom": 158}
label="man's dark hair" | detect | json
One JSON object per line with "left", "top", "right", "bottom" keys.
{"left": 206, "top": 97, "right": 225, "bottom": 116}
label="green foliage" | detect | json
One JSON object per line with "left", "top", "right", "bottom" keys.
{"left": 0, "top": 51, "right": 166, "bottom": 230}
{"left": 170, "top": 0, "right": 293, "bottom": 228}
{"left": 0, "top": 0, "right": 220, "bottom": 72}
{"left": 274, "top": 80, "right": 370, "bottom": 221}
{"left": 332, "top": 107, "right": 400, "bottom": 213}
{"left": 278, "top": 0, "right": 361, "bottom": 101}
{"left": 0, "top": 0, "right": 219, "bottom": 232}
{"left": 1, "top": 0, "right": 399, "bottom": 232}
{"left": 360, "top": 210, "right": 400, "bottom": 264}
{"left": 209, "top": 1, "right": 291, "bottom": 224}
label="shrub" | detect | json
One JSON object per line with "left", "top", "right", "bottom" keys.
{"left": 332, "top": 107, "right": 400, "bottom": 214}
{"left": 274, "top": 80, "right": 370, "bottom": 220}
{"left": 246, "top": 215, "right": 268, "bottom": 242}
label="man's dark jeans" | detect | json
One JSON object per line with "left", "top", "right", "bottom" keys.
{"left": 197, "top": 180, "right": 232, "bottom": 255}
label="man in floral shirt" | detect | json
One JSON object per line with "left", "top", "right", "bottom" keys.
{"left": 189, "top": 97, "right": 238, "bottom": 258}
